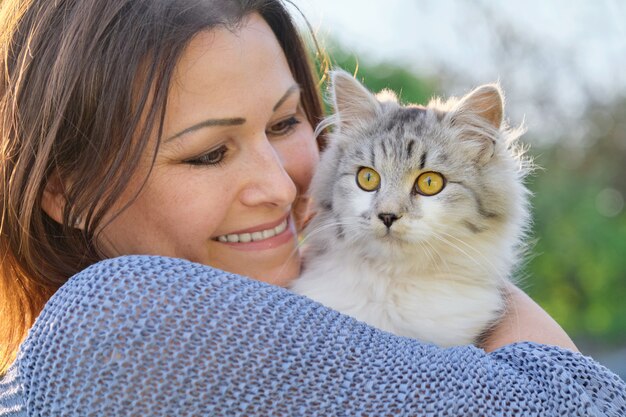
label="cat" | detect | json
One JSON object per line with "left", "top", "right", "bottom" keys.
{"left": 290, "top": 69, "right": 531, "bottom": 347}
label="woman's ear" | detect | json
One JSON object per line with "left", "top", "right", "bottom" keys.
{"left": 41, "top": 171, "right": 73, "bottom": 228}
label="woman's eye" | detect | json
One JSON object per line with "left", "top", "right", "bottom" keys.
{"left": 184, "top": 145, "right": 227, "bottom": 166}
{"left": 414, "top": 171, "right": 446, "bottom": 196}
{"left": 268, "top": 116, "right": 301, "bottom": 136}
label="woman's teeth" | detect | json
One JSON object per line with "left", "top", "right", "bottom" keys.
{"left": 217, "top": 219, "right": 288, "bottom": 243}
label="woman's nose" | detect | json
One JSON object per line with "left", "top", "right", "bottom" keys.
{"left": 238, "top": 139, "right": 297, "bottom": 208}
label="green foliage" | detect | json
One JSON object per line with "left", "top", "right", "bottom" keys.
{"left": 524, "top": 143, "right": 626, "bottom": 344}
{"left": 324, "top": 43, "right": 437, "bottom": 106}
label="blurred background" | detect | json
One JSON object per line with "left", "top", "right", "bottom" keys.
{"left": 292, "top": 0, "right": 626, "bottom": 376}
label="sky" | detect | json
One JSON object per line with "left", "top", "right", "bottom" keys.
{"left": 291, "top": 0, "right": 626, "bottom": 145}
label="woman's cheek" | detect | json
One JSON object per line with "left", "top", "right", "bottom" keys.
{"left": 279, "top": 128, "right": 319, "bottom": 230}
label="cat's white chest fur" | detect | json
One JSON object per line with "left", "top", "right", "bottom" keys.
{"left": 292, "top": 246, "right": 505, "bottom": 347}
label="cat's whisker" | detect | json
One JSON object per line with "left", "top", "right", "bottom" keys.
{"left": 297, "top": 221, "right": 347, "bottom": 246}
{"left": 417, "top": 241, "right": 438, "bottom": 272}
{"left": 297, "top": 219, "right": 363, "bottom": 248}
{"left": 433, "top": 232, "right": 507, "bottom": 286}
{"left": 298, "top": 221, "right": 363, "bottom": 252}
{"left": 275, "top": 242, "right": 308, "bottom": 282}
{"left": 412, "top": 238, "right": 434, "bottom": 264}
{"left": 424, "top": 239, "right": 449, "bottom": 274}
{"left": 430, "top": 232, "right": 489, "bottom": 274}
{"left": 276, "top": 217, "right": 368, "bottom": 279}
{"left": 274, "top": 220, "right": 352, "bottom": 280}
{"left": 437, "top": 230, "right": 508, "bottom": 285}
{"left": 437, "top": 230, "right": 492, "bottom": 262}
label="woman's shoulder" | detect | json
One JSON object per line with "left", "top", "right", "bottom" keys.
{"left": 32, "top": 254, "right": 272, "bottom": 348}
{"left": 68, "top": 254, "right": 228, "bottom": 284}
{"left": 55, "top": 254, "right": 264, "bottom": 301}
{"left": 2, "top": 255, "right": 276, "bottom": 415}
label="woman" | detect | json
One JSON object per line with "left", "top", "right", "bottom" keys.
{"left": 0, "top": 0, "right": 624, "bottom": 415}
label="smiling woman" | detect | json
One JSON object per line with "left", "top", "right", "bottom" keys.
{"left": 0, "top": 0, "right": 323, "bottom": 374}
{"left": 0, "top": 0, "right": 625, "bottom": 415}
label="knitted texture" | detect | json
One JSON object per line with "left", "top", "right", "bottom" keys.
{"left": 1, "top": 255, "right": 625, "bottom": 416}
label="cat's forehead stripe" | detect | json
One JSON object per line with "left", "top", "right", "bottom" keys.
{"left": 419, "top": 151, "right": 427, "bottom": 170}
{"left": 384, "top": 106, "right": 427, "bottom": 131}
{"left": 406, "top": 140, "right": 415, "bottom": 159}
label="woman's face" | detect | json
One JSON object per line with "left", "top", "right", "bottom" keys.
{"left": 98, "top": 14, "right": 319, "bottom": 286}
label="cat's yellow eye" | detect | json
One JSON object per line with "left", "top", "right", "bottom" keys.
{"left": 414, "top": 171, "right": 446, "bottom": 196}
{"left": 356, "top": 167, "right": 381, "bottom": 192}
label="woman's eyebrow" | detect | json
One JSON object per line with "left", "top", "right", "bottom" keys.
{"left": 165, "top": 84, "right": 300, "bottom": 143}
{"left": 165, "top": 117, "right": 246, "bottom": 143}
{"left": 273, "top": 84, "right": 301, "bottom": 111}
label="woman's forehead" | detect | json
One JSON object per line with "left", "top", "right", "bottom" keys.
{"left": 175, "top": 14, "right": 291, "bottom": 85}
{"left": 166, "top": 14, "right": 296, "bottom": 118}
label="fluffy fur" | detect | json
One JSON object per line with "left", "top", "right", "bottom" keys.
{"left": 290, "top": 70, "right": 531, "bottom": 347}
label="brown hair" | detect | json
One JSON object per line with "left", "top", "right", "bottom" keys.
{"left": 0, "top": 0, "right": 324, "bottom": 375}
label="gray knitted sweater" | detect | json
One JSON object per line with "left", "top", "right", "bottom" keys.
{"left": 1, "top": 255, "right": 625, "bottom": 416}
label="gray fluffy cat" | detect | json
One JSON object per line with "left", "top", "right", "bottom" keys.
{"left": 291, "top": 70, "right": 531, "bottom": 347}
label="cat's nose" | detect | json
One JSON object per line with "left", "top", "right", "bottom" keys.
{"left": 378, "top": 213, "right": 401, "bottom": 228}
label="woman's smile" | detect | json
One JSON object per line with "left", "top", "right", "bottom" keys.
{"left": 213, "top": 214, "right": 296, "bottom": 251}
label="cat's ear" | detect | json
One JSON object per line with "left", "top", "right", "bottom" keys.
{"left": 455, "top": 84, "right": 504, "bottom": 129}
{"left": 329, "top": 69, "right": 381, "bottom": 132}
{"left": 448, "top": 84, "right": 504, "bottom": 164}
